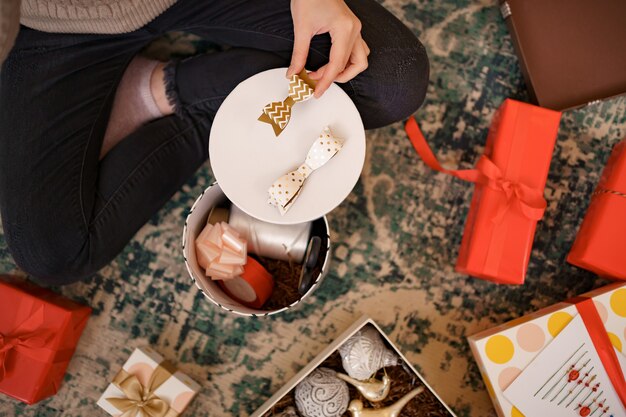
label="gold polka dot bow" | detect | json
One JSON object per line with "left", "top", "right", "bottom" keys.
{"left": 268, "top": 127, "right": 343, "bottom": 215}
{"left": 258, "top": 70, "right": 316, "bottom": 136}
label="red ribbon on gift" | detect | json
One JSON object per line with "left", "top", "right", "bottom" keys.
{"left": 405, "top": 116, "right": 547, "bottom": 223}
{"left": 0, "top": 302, "right": 56, "bottom": 381}
{"left": 571, "top": 297, "right": 626, "bottom": 407}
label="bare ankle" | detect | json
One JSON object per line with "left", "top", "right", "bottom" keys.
{"left": 151, "top": 62, "right": 174, "bottom": 115}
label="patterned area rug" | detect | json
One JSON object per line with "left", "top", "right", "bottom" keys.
{"left": 1, "top": 1, "right": 625, "bottom": 416}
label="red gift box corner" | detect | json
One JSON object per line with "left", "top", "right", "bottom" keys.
{"left": 0, "top": 276, "right": 91, "bottom": 404}
{"left": 568, "top": 138, "right": 626, "bottom": 280}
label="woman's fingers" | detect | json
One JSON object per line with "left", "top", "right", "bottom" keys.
{"left": 334, "top": 37, "right": 369, "bottom": 83}
{"left": 309, "top": 36, "right": 369, "bottom": 87}
{"left": 288, "top": 0, "right": 368, "bottom": 96}
{"left": 308, "top": 65, "right": 327, "bottom": 81}
{"left": 287, "top": 28, "right": 312, "bottom": 77}
{"left": 363, "top": 38, "right": 370, "bottom": 56}
{"left": 313, "top": 26, "right": 359, "bottom": 97}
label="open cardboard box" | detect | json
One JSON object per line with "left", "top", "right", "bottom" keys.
{"left": 252, "top": 316, "right": 457, "bottom": 416}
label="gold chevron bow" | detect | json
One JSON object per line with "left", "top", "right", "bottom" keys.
{"left": 106, "top": 361, "right": 178, "bottom": 417}
{"left": 268, "top": 127, "right": 343, "bottom": 214}
{"left": 258, "top": 70, "right": 316, "bottom": 136}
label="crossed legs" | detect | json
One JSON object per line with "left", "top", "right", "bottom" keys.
{"left": 0, "top": 0, "right": 429, "bottom": 284}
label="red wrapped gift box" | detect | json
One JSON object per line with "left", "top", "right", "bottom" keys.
{"left": 406, "top": 99, "right": 561, "bottom": 284}
{"left": 0, "top": 276, "right": 91, "bottom": 404}
{"left": 568, "top": 138, "right": 626, "bottom": 279}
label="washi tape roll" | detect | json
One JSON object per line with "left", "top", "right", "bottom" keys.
{"left": 218, "top": 257, "right": 274, "bottom": 309}
{"left": 229, "top": 204, "right": 312, "bottom": 262}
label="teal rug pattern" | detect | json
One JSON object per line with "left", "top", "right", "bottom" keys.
{"left": 1, "top": 1, "right": 625, "bottom": 416}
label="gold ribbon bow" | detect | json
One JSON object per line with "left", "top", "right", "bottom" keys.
{"left": 268, "top": 127, "right": 343, "bottom": 214}
{"left": 107, "top": 361, "right": 179, "bottom": 417}
{"left": 258, "top": 69, "right": 316, "bottom": 136}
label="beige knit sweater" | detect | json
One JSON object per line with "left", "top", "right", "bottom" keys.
{"left": 20, "top": 0, "right": 178, "bottom": 34}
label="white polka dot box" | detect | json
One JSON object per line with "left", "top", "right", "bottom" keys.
{"left": 468, "top": 283, "right": 626, "bottom": 417}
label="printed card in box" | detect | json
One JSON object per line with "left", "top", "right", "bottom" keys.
{"left": 468, "top": 283, "right": 626, "bottom": 417}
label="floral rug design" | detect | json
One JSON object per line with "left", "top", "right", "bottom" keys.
{"left": 1, "top": 1, "right": 625, "bottom": 416}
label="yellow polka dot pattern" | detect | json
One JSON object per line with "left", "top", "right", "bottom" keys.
{"left": 610, "top": 288, "right": 626, "bottom": 317}
{"left": 511, "top": 406, "right": 526, "bottom": 417}
{"left": 608, "top": 332, "right": 622, "bottom": 352}
{"left": 547, "top": 312, "right": 573, "bottom": 337}
{"left": 485, "top": 335, "right": 515, "bottom": 364}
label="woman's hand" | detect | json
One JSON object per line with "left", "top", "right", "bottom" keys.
{"left": 288, "top": 0, "right": 370, "bottom": 98}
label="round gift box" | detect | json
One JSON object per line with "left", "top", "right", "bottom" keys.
{"left": 182, "top": 182, "right": 332, "bottom": 317}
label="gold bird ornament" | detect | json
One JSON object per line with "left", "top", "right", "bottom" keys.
{"left": 347, "top": 387, "right": 424, "bottom": 417}
{"left": 336, "top": 373, "right": 391, "bottom": 403}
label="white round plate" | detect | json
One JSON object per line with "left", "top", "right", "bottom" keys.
{"left": 209, "top": 68, "right": 366, "bottom": 225}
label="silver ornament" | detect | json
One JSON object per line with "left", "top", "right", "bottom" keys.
{"left": 338, "top": 326, "right": 400, "bottom": 380}
{"left": 295, "top": 367, "right": 350, "bottom": 417}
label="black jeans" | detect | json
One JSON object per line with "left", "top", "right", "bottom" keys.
{"left": 0, "top": 0, "right": 429, "bottom": 285}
